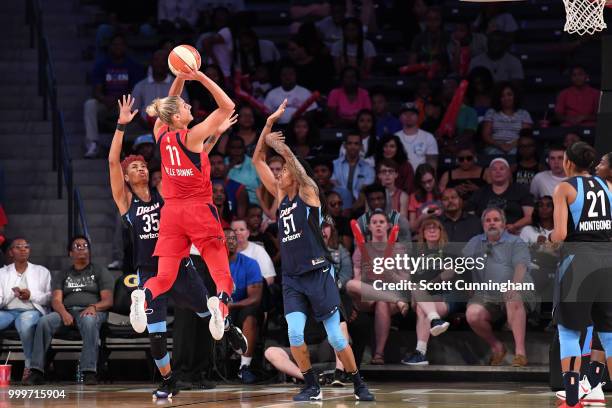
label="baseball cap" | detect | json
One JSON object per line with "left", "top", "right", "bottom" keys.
{"left": 399, "top": 102, "right": 419, "bottom": 115}
{"left": 133, "top": 134, "right": 155, "bottom": 149}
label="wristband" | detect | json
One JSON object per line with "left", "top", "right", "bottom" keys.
{"left": 116, "top": 123, "right": 127, "bottom": 131}
{"left": 217, "top": 291, "right": 232, "bottom": 305}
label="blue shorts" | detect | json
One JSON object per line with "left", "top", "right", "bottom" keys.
{"left": 283, "top": 266, "right": 340, "bottom": 322}
{"left": 138, "top": 259, "right": 209, "bottom": 325}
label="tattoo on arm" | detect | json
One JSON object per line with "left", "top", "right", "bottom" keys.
{"left": 267, "top": 138, "right": 319, "bottom": 194}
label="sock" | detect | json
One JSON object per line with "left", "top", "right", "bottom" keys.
{"left": 241, "top": 356, "right": 252, "bottom": 367}
{"left": 349, "top": 369, "right": 363, "bottom": 386}
{"left": 416, "top": 341, "right": 428, "bottom": 355}
{"left": 427, "top": 312, "right": 441, "bottom": 322}
{"left": 563, "top": 371, "right": 581, "bottom": 407}
{"left": 302, "top": 368, "right": 317, "bottom": 387}
{"left": 587, "top": 361, "right": 605, "bottom": 388}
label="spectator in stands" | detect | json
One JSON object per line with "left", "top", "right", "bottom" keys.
{"left": 468, "top": 158, "right": 534, "bottom": 235}
{"left": 150, "top": 168, "right": 162, "bottom": 188}
{"left": 530, "top": 146, "right": 566, "bottom": 199}
{"left": 447, "top": 22, "right": 487, "bottom": 77}
{"left": 439, "top": 146, "right": 487, "bottom": 201}
{"left": 246, "top": 205, "right": 280, "bottom": 266}
{"left": 357, "top": 184, "right": 412, "bottom": 243}
{"left": 332, "top": 133, "right": 375, "bottom": 202}
{"left": 188, "top": 64, "right": 231, "bottom": 118}
{"left": 224, "top": 228, "right": 263, "bottom": 384}
{"left": 347, "top": 210, "right": 410, "bottom": 365}
{"left": 375, "top": 134, "right": 414, "bottom": 193}
{"left": 0, "top": 238, "right": 51, "bottom": 383}
{"left": 402, "top": 217, "right": 453, "bottom": 365}
{"left": 473, "top": 4, "right": 518, "bottom": 36}
{"left": 377, "top": 159, "right": 409, "bottom": 216}
{"left": 519, "top": 196, "right": 554, "bottom": 244}
{"left": 466, "top": 66, "right": 494, "bottom": 118}
{"left": 482, "top": 82, "right": 532, "bottom": 156}
{"left": 312, "top": 159, "right": 354, "bottom": 216}
{"left": 27, "top": 236, "right": 114, "bottom": 385}
{"left": 132, "top": 50, "right": 188, "bottom": 131}
{"left": 264, "top": 63, "right": 318, "bottom": 125}
{"left": 327, "top": 67, "right": 372, "bottom": 126}
{"left": 555, "top": 65, "right": 599, "bottom": 127}
{"left": 409, "top": 7, "right": 450, "bottom": 66}
{"left": 513, "top": 131, "right": 544, "bottom": 187}
{"left": 315, "top": 0, "right": 347, "bottom": 47}
{"left": 199, "top": 7, "right": 233, "bottom": 78}
{"left": 408, "top": 164, "right": 443, "bottom": 232}
{"left": 439, "top": 77, "right": 479, "bottom": 151}
{"left": 322, "top": 217, "right": 353, "bottom": 290}
{"left": 287, "top": 35, "right": 335, "bottom": 93}
{"left": 331, "top": 17, "right": 377, "bottom": 77}
{"left": 251, "top": 64, "right": 272, "bottom": 102}
{"left": 226, "top": 135, "right": 261, "bottom": 205}
{"left": 325, "top": 191, "right": 354, "bottom": 251}
{"left": 286, "top": 116, "right": 322, "bottom": 161}
{"left": 469, "top": 31, "right": 523, "bottom": 84}
{"left": 226, "top": 105, "right": 260, "bottom": 157}
{"left": 563, "top": 131, "right": 582, "bottom": 149}
{"left": 157, "top": 0, "right": 198, "bottom": 36}
{"left": 338, "top": 110, "right": 377, "bottom": 166}
{"left": 256, "top": 156, "right": 283, "bottom": 223}
{"left": 231, "top": 219, "right": 276, "bottom": 286}
{"left": 440, "top": 187, "right": 482, "bottom": 242}
{"left": 463, "top": 207, "right": 531, "bottom": 367}
{"left": 83, "top": 34, "right": 144, "bottom": 158}
{"left": 210, "top": 151, "right": 249, "bottom": 218}
{"left": 395, "top": 103, "right": 439, "bottom": 171}
{"left": 234, "top": 27, "right": 280, "bottom": 76}
{"left": 371, "top": 91, "right": 402, "bottom": 137}
{"left": 212, "top": 182, "right": 233, "bottom": 228}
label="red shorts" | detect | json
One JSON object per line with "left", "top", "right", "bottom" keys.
{"left": 154, "top": 202, "right": 225, "bottom": 258}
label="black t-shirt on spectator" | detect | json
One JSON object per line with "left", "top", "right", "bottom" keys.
{"left": 514, "top": 162, "right": 539, "bottom": 186}
{"left": 295, "top": 55, "right": 335, "bottom": 94}
{"left": 440, "top": 212, "right": 483, "bottom": 243}
{"left": 467, "top": 183, "right": 534, "bottom": 224}
{"left": 52, "top": 263, "right": 114, "bottom": 309}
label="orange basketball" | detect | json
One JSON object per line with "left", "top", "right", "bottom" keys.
{"left": 168, "top": 45, "right": 202, "bottom": 76}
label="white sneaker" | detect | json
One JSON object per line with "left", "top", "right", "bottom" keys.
{"left": 130, "top": 289, "right": 147, "bottom": 333}
{"left": 556, "top": 376, "right": 606, "bottom": 406}
{"left": 84, "top": 142, "right": 99, "bottom": 159}
{"left": 207, "top": 297, "right": 224, "bottom": 341}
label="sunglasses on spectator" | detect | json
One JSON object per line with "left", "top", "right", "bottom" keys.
{"left": 457, "top": 156, "right": 473, "bottom": 162}
{"left": 72, "top": 243, "right": 89, "bottom": 251}
{"left": 11, "top": 244, "right": 30, "bottom": 249}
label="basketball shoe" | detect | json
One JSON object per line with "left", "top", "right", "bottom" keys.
{"left": 153, "top": 375, "right": 179, "bottom": 400}
{"left": 556, "top": 376, "right": 606, "bottom": 406}
{"left": 293, "top": 385, "right": 322, "bottom": 401}
{"left": 207, "top": 297, "right": 225, "bottom": 340}
{"left": 225, "top": 323, "right": 248, "bottom": 355}
{"left": 130, "top": 289, "right": 147, "bottom": 333}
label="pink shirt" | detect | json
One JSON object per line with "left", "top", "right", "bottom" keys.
{"left": 555, "top": 85, "right": 599, "bottom": 127}
{"left": 327, "top": 87, "right": 372, "bottom": 121}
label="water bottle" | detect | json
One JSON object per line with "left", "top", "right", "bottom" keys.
{"left": 76, "top": 362, "right": 83, "bottom": 384}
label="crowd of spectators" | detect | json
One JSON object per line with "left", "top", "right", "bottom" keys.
{"left": 0, "top": 0, "right": 606, "bottom": 387}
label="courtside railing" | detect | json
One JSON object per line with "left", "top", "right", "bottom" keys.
{"left": 26, "top": 0, "right": 90, "bottom": 243}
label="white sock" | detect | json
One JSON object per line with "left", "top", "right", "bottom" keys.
{"left": 241, "top": 356, "right": 252, "bottom": 367}
{"left": 427, "top": 312, "right": 441, "bottom": 322}
{"left": 416, "top": 341, "right": 427, "bottom": 355}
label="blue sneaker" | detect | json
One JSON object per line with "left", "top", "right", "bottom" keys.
{"left": 293, "top": 385, "right": 322, "bottom": 401}
{"left": 354, "top": 381, "right": 375, "bottom": 401}
{"left": 430, "top": 319, "right": 450, "bottom": 336}
{"left": 401, "top": 350, "right": 429, "bottom": 366}
{"left": 238, "top": 365, "right": 257, "bottom": 384}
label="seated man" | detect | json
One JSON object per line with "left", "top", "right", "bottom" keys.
{"left": 231, "top": 219, "right": 276, "bottom": 285}
{"left": 0, "top": 238, "right": 51, "bottom": 383}
{"left": 27, "top": 236, "right": 114, "bottom": 385}
{"left": 224, "top": 228, "right": 263, "bottom": 384}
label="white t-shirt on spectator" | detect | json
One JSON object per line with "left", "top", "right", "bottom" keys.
{"left": 519, "top": 225, "right": 552, "bottom": 244}
{"left": 483, "top": 108, "right": 532, "bottom": 144}
{"left": 263, "top": 85, "right": 317, "bottom": 124}
{"left": 469, "top": 52, "right": 524, "bottom": 82}
{"left": 330, "top": 40, "right": 377, "bottom": 59}
{"left": 198, "top": 28, "right": 233, "bottom": 77}
{"left": 316, "top": 16, "right": 344, "bottom": 47}
{"left": 132, "top": 74, "right": 189, "bottom": 120}
{"left": 394, "top": 129, "right": 439, "bottom": 171}
{"left": 240, "top": 241, "right": 276, "bottom": 279}
{"left": 530, "top": 171, "right": 565, "bottom": 199}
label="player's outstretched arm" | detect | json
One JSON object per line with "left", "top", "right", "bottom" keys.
{"left": 550, "top": 182, "right": 570, "bottom": 242}
{"left": 109, "top": 94, "right": 139, "bottom": 215}
{"left": 203, "top": 112, "right": 238, "bottom": 154}
{"left": 253, "top": 100, "right": 287, "bottom": 198}
{"left": 185, "top": 70, "right": 235, "bottom": 151}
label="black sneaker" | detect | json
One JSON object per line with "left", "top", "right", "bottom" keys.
{"left": 331, "top": 369, "right": 351, "bottom": 387}
{"left": 25, "top": 369, "right": 45, "bottom": 385}
{"left": 226, "top": 324, "right": 248, "bottom": 355}
{"left": 293, "top": 385, "right": 322, "bottom": 401}
{"left": 354, "top": 382, "right": 375, "bottom": 401}
{"left": 153, "top": 375, "right": 180, "bottom": 400}
{"left": 83, "top": 372, "right": 97, "bottom": 385}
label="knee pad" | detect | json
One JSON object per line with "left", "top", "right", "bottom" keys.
{"left": 149, "top": 332, "right": 168, "bottom": 361}
{"left": 323, "top": 311, "right": 348, "bottom": 352}
{"left": 286, "top": 312, "right": 306, "bottom": 347}
{"left": 596, "top": 331, "right": 612, "bottom": 358}
{"left": 559, "top": 324, "right": 582, "bottom": 359}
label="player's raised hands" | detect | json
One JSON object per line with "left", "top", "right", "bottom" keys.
{"left": 265, "top": 131, "right": 285, "bottom": 148}
{"left": 217, "top": 111, "right": 238, "bottom": 135}
{"left": 117, "top": 94, "right": 139, "bottom": 125}
{"left": 176, "top": 66, "right": 202, "bottom": 82}
{"left": 266, "top": 99, "right": 288, "bottom": 125}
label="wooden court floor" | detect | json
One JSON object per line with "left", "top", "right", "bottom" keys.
{"left": 0, "top": 382, "right": 568, "bottom": 408}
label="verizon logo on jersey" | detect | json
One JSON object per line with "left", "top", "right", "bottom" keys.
{"left": 165, "top": 167, "right": 194, "bottom": 177}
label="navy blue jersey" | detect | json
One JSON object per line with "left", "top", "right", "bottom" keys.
{"left": 277, "top": 194, "right": 329, "bottom": 276}
{"left": 122, "top": 187, "right": 163, "bottom": 269}
{"left": 565, "top": 176, "right": 612, "bottom": 243}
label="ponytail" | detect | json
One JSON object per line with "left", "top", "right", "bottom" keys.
{"left": 145, "top": 96, "right": 181, "bottom": 125}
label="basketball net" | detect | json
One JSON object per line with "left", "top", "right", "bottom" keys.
{"left": 563, "top": 0, "right": 607, "bottom": 35}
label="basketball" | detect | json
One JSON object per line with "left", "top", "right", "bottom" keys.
{"left": 168, "top": 45, "right": 202, "bottom": 76}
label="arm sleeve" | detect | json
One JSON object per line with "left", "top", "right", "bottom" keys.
{"left": 426, "top": 133, "right": 439, "bottom": 155}
{"left": 520, "top": 109, "right": 533, "bottom": 125}
{"left": 511, "top": 239, "right": 531, "bottom": 270}
{"left": 51, "top": 271, "right": 64, "bottom": 291}
{"left": 255, "top": 246, "right": 276, "bottom": 278}
{"left": 97, "top": 266, "right": 115, "bottom": 292}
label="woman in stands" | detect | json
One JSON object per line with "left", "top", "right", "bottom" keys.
{"left": 375, "top": 134, "right": 414, "bottom": 193}
{"left": 439, "top": 145, "right": 487, "bottom": 201}
{"left": 109, "top": 95, "right": 244, "bottom": 399}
